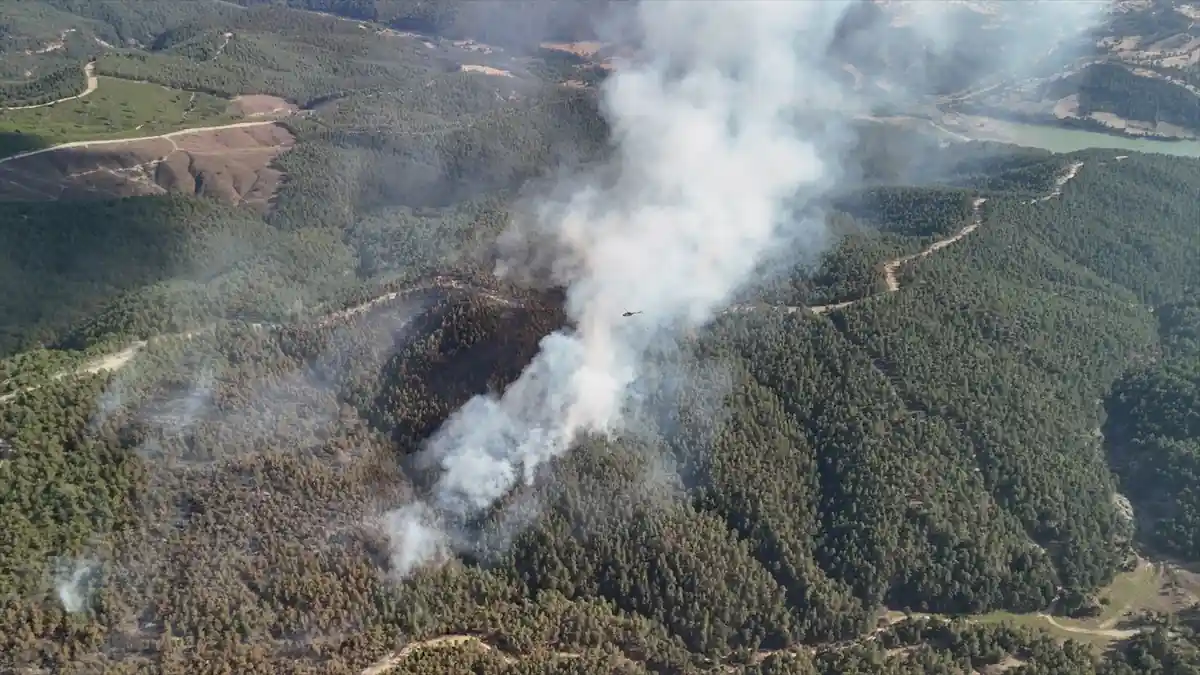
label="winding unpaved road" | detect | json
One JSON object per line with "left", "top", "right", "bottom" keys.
{"left": 357, "top": 631, "right": 795, "bottom": 675}
{"left": 1038, "top": 614, "right": 1140, "bottom": 640}
{"left": 0, "top": 62, "right": 97, "bottom": 111}
{"left": 0, "top": 162, "right": 1086, "bottom": 407}
{"left": 808, "top": 160, "right": 1082, "bottom": 313}
{"left": 0, "top": 341, "right": 146, "bottom": 404}
{"left": 361, "top": 635, "right": 515, "bottom": 675}
{"left": 880, "top": 196, "right": 988, "bottom": 293}
{"left": 1032, "top": 160, "right": 1084, "bottom": 203}
{"left": 359, "top": 603, "right": 1097, "bottom": 675}
{"left": 0, "top": 277, "right": 514, "bottom": 405}
{"left": 214, "top": 33, "right": 234, "bottom": 60}
{"left": 726, "top": 196, "right": 987, "bottom": 317}
{"left": 0, "top": 120, "right": 282, "bottom": 168}
{"left": 313, "top": 277, "right": 521, "bottom": 329}
{"left": 77, "top": 341, "right": 147, "bottom": 375}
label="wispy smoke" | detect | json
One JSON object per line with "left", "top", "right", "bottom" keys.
{"left": 55, "top": 558, "right": 98, "bottom": 613}
{"left": 384, "top": 0, "right": 1110, "bottom": 577}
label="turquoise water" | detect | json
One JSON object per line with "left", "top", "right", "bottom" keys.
{"left": 969, "top": 120, "right": 1200, "bottom": 158}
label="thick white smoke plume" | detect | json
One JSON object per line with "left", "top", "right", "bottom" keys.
{"left": 385, "top": 0, "right": 852, "bottom": 577}
{"left": 384, "top": 0, "right": 1111, "bottom": 577}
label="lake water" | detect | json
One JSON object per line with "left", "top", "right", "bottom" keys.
{"left": 864, "top": 113, "right": 1200, "bottom": 158}
{"left": 962, "top": 118, "right": 1200, "bottom": 158}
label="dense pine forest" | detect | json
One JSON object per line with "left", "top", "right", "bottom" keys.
{"left": 4, "top": 1, "right": 1200, "bottom": 674}
{"left": 0, "top": 62, "right": 86, "bottom": 107}
{"left": 1106, "top": 298, "right": 1200, "bottom": 560}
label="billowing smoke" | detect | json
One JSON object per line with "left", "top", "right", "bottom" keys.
{"left": 384, "top": 0, "right": 851, "bottom": 577}
{"left": 383, "top": 0, "right": 1110, "bottom": 577}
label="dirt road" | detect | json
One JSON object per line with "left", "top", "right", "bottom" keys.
{"left": 0, "top": 62, "right": 97, "bottom": 111}
{"left": 357, "top": 591, "right": 1133, "bottom": 675}
{"left": 1033, "top": 160, "right": 1083, "bottom": 203}
{"left": 79, "top": 341, "right": 147, "bottom": 376}
{"left": 0, "top": 120, "right": 281, "bottom": 168}
{"left": 806, "top": 161, "right": 1082, "bottom": 313}
{"left": 0, "top": 161, "right": 1085, "bottom": 403}
{"left": 879, "top": 196, "right": 987, "bottom": 293}
{"left": 0, "top": 277, "right": 515, "bottom": 405}
{"left": 214, "top": 33, "right": 233, "bottom": 60}
{"left": 1037, "top": 614, "right": 1140, "bottom": 640}
{"left": 361, "top": 635, "right": 515, "bottom": 675}
{"left": 0, "top": 341, "right": 146, "bottom": 404}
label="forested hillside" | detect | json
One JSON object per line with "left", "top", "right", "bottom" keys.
{"left": 3, "top": 149, "right": 1200, "bottom": 673}
{"left": 1045, "top": 63, "right": 1200, "bottom": 134}
{"left": 91, "top": 7, "right": 451, "bottom": 106}
{"left": 0, "top": 62, "right": 86, "bottom": 107}
{"left": 4, "top": 1, "right": 1200, "bottom": 674}
{"left": 226, "top": 0, "right": 611, "bottom": 46}
{"left": 1106, "top": 298, "right": 1200, "bottom": 559}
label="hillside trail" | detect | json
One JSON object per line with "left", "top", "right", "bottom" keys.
{"left": 360, "top": 635, "right": 515, "bottom": 675}
{"left": 358, "top": 593, "right": 1132, "bottom": 675}
{"left": 1036, "top": 614, "right": 1140, "bottom": 640}
{"left": 214, "top": 33, "right": 234, "bottom": 60}
{"left": 804, "top": 159, "right": 1081, "bottom": 314}
{"left": 77, "top": 341, "right": 147, "bottom": 375}
{"left": 879, "top": 195, "right": 988, "bottom": 293}
{"left": 0, "top": 340, "right": 146, "bottom": 404}
{"left": 0, "top": 98, "right": 540, "bottom": 168}
{"left": 0, "top": 62, "right": 98, "bottom": 112}
{"left": 724, "top": 196, "right": 987, "bottom": 317}
{"left": 0, "top": 120, "right": 280, "bottom": 167}
{"left": 0, "top": 277, "right": 516, "bottom": 405}
{"left": 0, "top": 162, "right": 1085, "bottom": 406}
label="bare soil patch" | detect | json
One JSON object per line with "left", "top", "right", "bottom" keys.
{"left": 979, "top": 655, "right": 1028, "bottom": 674}
{"left": 540, "top": 41, "right": 617, "bottom": 71}
{"left": 540, "top": 41, "right": 605, "bottom": 58}
{"left": 460, "top": 64, "right": 513, "bottom": 77}
{"left": 1053, "top": 94, "right": 1080, "bottom": 119}
{"left": 0, "top": 123, "right": 295, "bottom": 212}
{"left": 227, "top": 94, "right": 298, "bottom": 118}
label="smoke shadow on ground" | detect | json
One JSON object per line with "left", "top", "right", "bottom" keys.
{"left": 0, "top": 130, "right": 50, "bottom": 159}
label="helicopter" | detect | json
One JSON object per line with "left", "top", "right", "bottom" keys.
{"left": 621, "top": 311, "right": 643, "bottom": 318}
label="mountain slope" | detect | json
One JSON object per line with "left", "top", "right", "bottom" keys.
{"left": 4, "top": 148, "right": 1200, "bottom": 673}
{"left": 4, "top": 2, "right": 1200, "bottom": 674}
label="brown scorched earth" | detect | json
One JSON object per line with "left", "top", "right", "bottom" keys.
{"left": 0, "top": 120, "right": 295, "bottom": 212}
